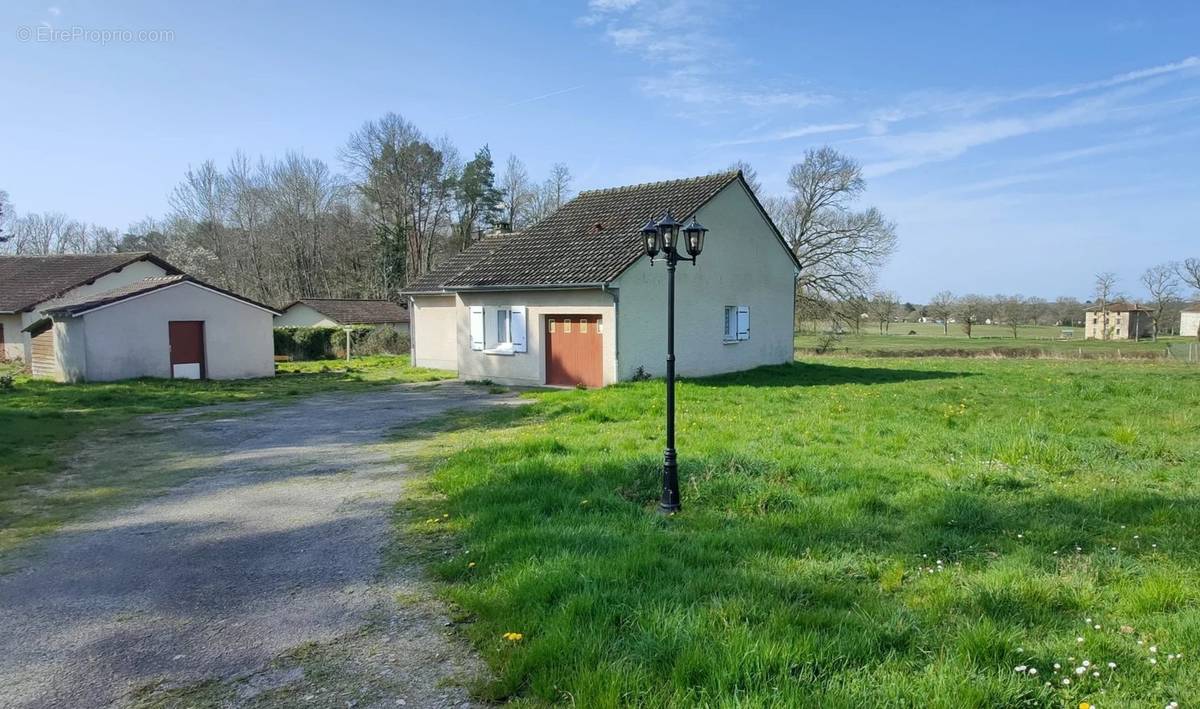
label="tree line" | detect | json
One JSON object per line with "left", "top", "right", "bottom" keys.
{"left": 805, "top": 259, "right": 1200, "bottom": 341}
{"left": 0, "top": 113, "right": 574, "bottom": 306}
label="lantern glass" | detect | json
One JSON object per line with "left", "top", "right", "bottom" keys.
{"left": 656, "top": 210, "right": 682, "bottom": 252}
{"left": 683, "top": 217, "right": 707, "bottom": 257}
{"left": 640, "top": 218, "right": 661, "bottom": 258}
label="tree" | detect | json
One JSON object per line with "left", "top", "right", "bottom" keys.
{"left": 0, "top": 190, "right": 10, "bottom": 244}
{"left": 998, "top": 295, "right": 1026, "bottom": 339}
{"left": 765, "top": 147, "right": 897, "bottom": 305}
{"left": 499, "top": 154, "right": 534, "bottom": 230}
{"left": 1025, "top": 296, "right": 1048, "bottom": 325}
{"left": 1141, "top": 264, "right": 1180, "bottom": 341}
{"left": 928, "top": 291, "right": 955, "bottom": 334}
{"left": 957, "top": 294, "right": 984, "bottom": 338}
{"left": 530, "top": 162, "right": 573, "bottom": 224}
{"left": 868, "top": 291, "right": 898, "bottom": 334}
{"left": 1054, "top": 296, "right": 1083, "bottom": 327}
{"left": 1179, "top": 258, "right": 1200, "bottom": 294}
{"left": 342, "top": 112, "right": 456, "bottom": 284}
{"left": 1093, "top": 272, "right": 1118, "bottom": 340}
{"left": 727, "top": 160, "right": 762, "bottom": 194}
{"left": 453, "top": 145, "right": 501, "bottom": 250}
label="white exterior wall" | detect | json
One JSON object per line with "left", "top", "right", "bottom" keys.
{"left": 60, "top": 282, "right": 275, "bottom": 382}
{"left": 611, "top": 181, "right": 797, "bottom": 379}
{"left": 0, "top": 313, "right": 22, "bottom": 361}
{"left": 454, "top": 289, "right": 618, "bottom": 387}
{"left": 275, "top": 304, "right": 340, "bottom": 328}
{"left": 411, "top": 296, "right": 459, "bottom": 371}
{"left": 12, "top": 260, "right": 170, "bottom": 364}
{"left": 1181, "top": 312, "right": 1200, "bottom": 338}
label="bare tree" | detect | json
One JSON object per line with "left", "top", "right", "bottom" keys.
{"left": 529, "top": 162, "right": 573, "bottom": 225}
{"left": 868, "top": 291, "right": 898, "bottom": 334}
{"left": 957, "top": 294, "right": 984, "bottom": 338}
{"left": 0, "top": 190, "right": 11, "bottom": 245}
{"left": 1141, "top": 264, "right": 1180, "bottom": 342}
{"left": 765, "top": 147, "right": 897, "bottom": 306}
{"left": 727, "top": 160, "right": 762, "bottom": 194}
{"left": 1093, "top": 272, "right": 1118, "bottom": 340}
{"left": 997, "top": 295, "right": 1026, "bottom": 339}
{"left": 499, "top": 154, "right": 534, "bottom": 230}
{"left": 1179, "top": 258, "right": 1200, "bottom": 294}
{"left": 928, "top": 291, "right": 955, "bottom": 335}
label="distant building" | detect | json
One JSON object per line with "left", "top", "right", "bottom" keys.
{"left": 1181, "top": 303, "right": 1200, "bottom": 338}
{"left": 1083, "top": 302, "right": 1153, "bottom": 340}
{"left": 275, "top": 298, "right": 410, "bottom": 334}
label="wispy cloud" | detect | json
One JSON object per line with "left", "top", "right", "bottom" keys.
{"left": 712, "top": 122, "right": 861, "bottom": 147}
{"left": 585, "top": 0, "right": 828, "bottom": 113}
{"left": 47, "top": 6, "right": 62, "bottom": 16}
{"left": 861, "top": 63, "right": 1200, "bottom": 177}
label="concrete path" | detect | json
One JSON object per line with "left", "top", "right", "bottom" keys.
{"left": 0, "top": 382, "right": 516, "bottom": 709}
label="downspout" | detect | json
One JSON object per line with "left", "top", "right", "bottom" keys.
{"left": 407, "top": 296, "right": 416, "bottom": 363}
{"left": 603, "top": 283, "right": 618, "bottom": 382}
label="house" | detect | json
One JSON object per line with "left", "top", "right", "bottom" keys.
{"left": 1181, "top": 303, "right": 1200, "bottom": 338}
{"left": 0, "top": 252, "right": 276, "bottom": 382}
{"left": 275, "top": 298, "right": 410, "bottom": 334}
{"left": 1, "top": 252, "right": 180, "bottom": 364}
{"left": 1083, "top": 302, "right": 1153, "bottom": 340}
{"left": 402, "top": 170, "right": 800, "bottom": 387}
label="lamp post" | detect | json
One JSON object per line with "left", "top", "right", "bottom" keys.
{"left": 640, "top": 210, "right": 707, "bottom": 513}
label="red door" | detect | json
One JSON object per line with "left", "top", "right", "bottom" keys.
{"left": 545, "top": 315, "right": 602, "bottom": 388}
{"left": 168, "top": 321, "right": 206, "bottom": 379}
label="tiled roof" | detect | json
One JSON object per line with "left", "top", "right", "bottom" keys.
{"left": 1182, "top": 302, "right": 1200, "bottom": 313}
{"left": 404, "top": 170, "right": 778, "bottom": 292}
{"left": 1085, "top": 302, "right": 1152, "bottom": 313}
{"left": 44, "top": 275, "right": 279, "bottom": 316}
{"left": 283, "top": 298, "right": 410, "bottom": 324}
{"left": 0, "top": 252, "right": 180, "bottom": 312}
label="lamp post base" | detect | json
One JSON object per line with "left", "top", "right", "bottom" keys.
{"left": 659, "top": 447, "right": 681, "bottom": 513}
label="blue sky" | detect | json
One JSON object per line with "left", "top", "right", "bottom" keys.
{"left": 2, "top": 1, "right": 1198, "bottom": 301}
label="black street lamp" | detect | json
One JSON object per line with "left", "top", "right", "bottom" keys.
{"left": 641, "top": 210, "right": 707, "bottom": 513}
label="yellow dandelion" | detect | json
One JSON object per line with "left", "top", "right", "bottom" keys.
{"left": 442, "top": 513, "right": 450, "bottom": 518}
{"left": 502, "top": 632, "right": 524, "bottom": 642}
{"left": 467, "top": 562, "right": 476, "bottom": 568}
{"left": 1080, "top": 703, "right": 1091, "bottom": 709}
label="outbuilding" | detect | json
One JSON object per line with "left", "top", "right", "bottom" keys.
{"left": 275, "top": 298, "right": 410, "bottom": 334}
{"left": 1182, "top": 304, "right": 1200, "bottom": 339}
{"left": 402, "top": 170, "right": 800, "bottom": 387}
{"left": 30, "top": 274, "right": 278, "bottom": 382}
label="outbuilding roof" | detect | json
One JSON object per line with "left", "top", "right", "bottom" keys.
{"left": 0, "top": 252, "right": 181, "bottom": 312}
{"left": 43, "top": 275, "right": 280, "bottom": 316}
{"left": 280, "top": 298, "right": 410, "bottom": 324}
{"left": 1084, "top": 302, "right": 1152, "bottom": 313}
{"left": 403, "top": 170, "right": 797, "bottom": 293}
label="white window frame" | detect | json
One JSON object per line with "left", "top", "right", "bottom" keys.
{"left": 480, "top": 304, "right": 527, "bottom": 355}
{"left": 724, "top": 305, "right": 750, "bottom": 342}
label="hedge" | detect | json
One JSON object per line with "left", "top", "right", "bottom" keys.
{"left": 273, "top": 326, "right": 410, "bottom": 361}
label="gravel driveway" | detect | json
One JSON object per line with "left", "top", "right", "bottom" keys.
{"left": 0, "top": 381, "right": 518, "bottom": 709}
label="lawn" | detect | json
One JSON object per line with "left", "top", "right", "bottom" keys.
{"left": 404, "top": 357, "right": 1200, "bottom": 707}
{"left": 797, "top": 327, "right": 1196, "bottom": 360}
{"left": 0, "top": 355, "right": 452, "bottom": 556}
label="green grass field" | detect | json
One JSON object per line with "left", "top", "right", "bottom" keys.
{"left": 797, "top": 325, "right": 1197, "bottom": 359}
{"left": 404, "top": 357, "right": 1200, "bottom": 707}
{"left": 0, "top": 355, "right": 452, "bottom": 556}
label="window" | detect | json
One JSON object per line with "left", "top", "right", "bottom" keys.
{"left": 564, "top": 319, "right": 572, "bottom": 333}
{"left": 496, "top": 308, "right": 512, "bottom": 345}
{"left": 724, "top": 306, "right": 750, "bottom": 342}
{"left": 470, "top": 305, "right": 527, "bottom": 354}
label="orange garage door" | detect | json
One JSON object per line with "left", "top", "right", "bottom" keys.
{"left": 545, "top": 315, "right": 602, "bottom": 388}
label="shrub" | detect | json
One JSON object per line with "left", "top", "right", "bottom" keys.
{"left": 0, "top": 374, "right": 13, "bottom": 391}
{"left": 355, "top": 326, "right": 411, "bottom": 356}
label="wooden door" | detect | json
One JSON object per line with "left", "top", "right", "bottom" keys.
{"left": 545, "top": 315, "right": 602, "bottom": 388}
{"left": 30, "top": 323, "right": 56, "bottom": 378}
{"left": 168, "top": 321, "right": 206, "bottom": 379}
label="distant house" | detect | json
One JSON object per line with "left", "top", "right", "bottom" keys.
{"left": 1083, "top": 302, "right": 1153, "bottom": 340}
{"left": 402, "top": 170, "right": 800, "bottom": 387}
{"left": 0, "top": 253, "right": 276, "bottom": 382}
{"left": 1181, "top": 303, "right": 1200, "bottom": 338}
{"left": 275, "top": 298, "right": 410, "bottom": 334}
